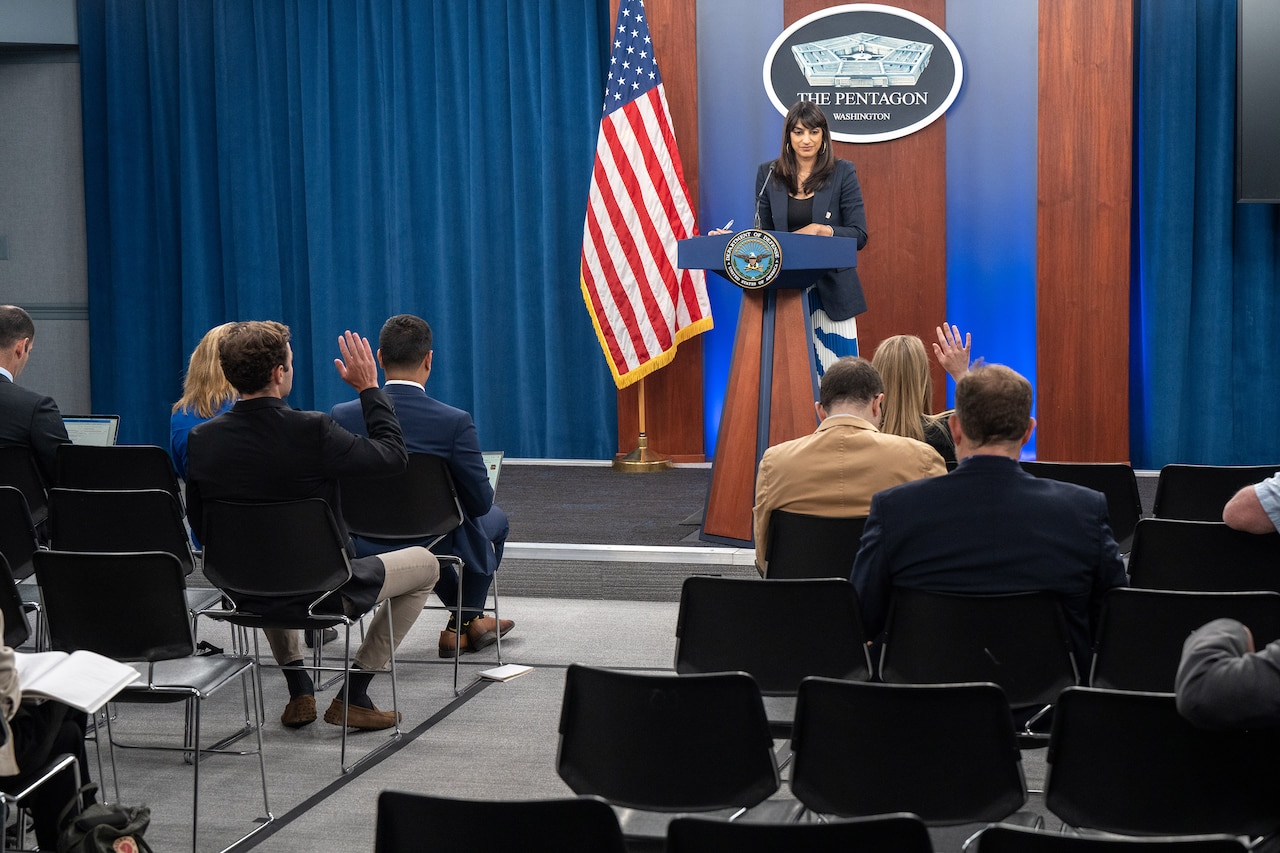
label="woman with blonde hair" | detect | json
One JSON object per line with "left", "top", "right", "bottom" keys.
{"left": 872, "top": 324, "right": 971, "bottom": 464}
{"left": 170, "top": 322, "right": 236, "bottom": 480}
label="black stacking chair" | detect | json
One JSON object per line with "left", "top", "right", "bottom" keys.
{"left": 674, "top": 576, "right": 870, "bottom": 738}
{"left": 1021, "top": 461, "right": 1143, "bottom": 550}
{"left": 0, "top": 446, "right": 50, "bottom": 528}
{"left": 763, "top": 510, "right": 867, "bottom": 579}
{"left": 556, "top": 664, "right": 779, "bottom": 847}
{"left": 1090, "top": 588, "right": 1280, "bottom": 692}
{"left": 1127, "top": 518, "right": 1280, "bottom": 592}
{"left": 0, "top": 553, "right": 30, "bottom": 648}
{"left": 878, "top": 588, "right": 1079, "bottom": 741}
{"left": 790, "top": 679, "right": 1029, "bottom": 825}
{"left": 1152, "top": 463, "right": 1280, "bottom": 522}
{"left": 32, "top": 549, "right": 272, "bottom": 852}
{"left": 1046, "top": 687, "right": 1280, "bottom": 838}
{"left": 47, "top": 487, "right": 223, "bottom": 620}
{"left": 375, "top": 791, "right": 625, "bottom": 853}
{"left": 668, "top": 811, "right": 935, "bottom": 852}
{"left": 0, "top": 753, "right": 81, "bottom": 853}
{"left": 201, "top": 497, "right": 402, "bottom": 774}
{"left": 339, "top": 453, "right": 497, "bottom": 694}
{"left": 54, "top": 444, "right": 184, "bottom": 507}
{"left": 0, "top": 485, "right": 41, "bottom": 581}
{"left": 0, "top": 485, "right": 46, "bottom": 646}
{"left": 969, "top": 823, "right": 1250, "bottom": 852}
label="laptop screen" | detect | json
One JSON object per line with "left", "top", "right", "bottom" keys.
{"left": 62, "top": 415, "right": 120, "bottom": 446}
{"left": 482, "top": 451, "right": 504, "bottom": 494}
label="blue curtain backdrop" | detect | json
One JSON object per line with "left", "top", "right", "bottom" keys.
{"left": 1133, "top": 0, "right": 1280, "bottom": 466}
{"left": 77, "top": 0, "right": 616, "bottom": 458}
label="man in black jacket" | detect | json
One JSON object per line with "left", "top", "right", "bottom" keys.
{"left": 188, "top": 321, "right": 438, "bottom": 731}
{"left": 0, "top": 305, "right": 70, "bottom": 488}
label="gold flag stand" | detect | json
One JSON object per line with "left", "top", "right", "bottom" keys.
{"left": 613, "top": 376, "right": 673, "bottom": 472}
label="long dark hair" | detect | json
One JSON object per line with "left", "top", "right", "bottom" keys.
{"left": 772, "top": 101, "right": 836, "bottom": 196}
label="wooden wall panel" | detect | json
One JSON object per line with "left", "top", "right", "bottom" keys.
{"left": 613, "top": 0, "right": 706, "bottom": 462}
{"left": 1036, "top": 0, "right": 1132, "bottom": 461}
{"left": 786, "top": 0, "right": 951, "bottom": 414}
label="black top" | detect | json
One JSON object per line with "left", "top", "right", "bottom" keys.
{"left": 786, "top": 195, "right": 815, "bottom": 233}
{"left": 923, "top": 414, "right": 956, "bottom": 465}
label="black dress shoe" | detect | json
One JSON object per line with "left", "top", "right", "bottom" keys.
{"left": 305, "top": 628, "right": 339, "bottom": 648}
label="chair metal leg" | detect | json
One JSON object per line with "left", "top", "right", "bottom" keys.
{"left": 339, "top": 605, "right": 402, "bottom": 774}
{"left": 190, "top": 663, "right": 275, "bottom": 851}
{"left": 452, "top": 567, "right": 463, "bottom": 695}
{"left": 490, "top": 572, "right": 503, "bottom": 666}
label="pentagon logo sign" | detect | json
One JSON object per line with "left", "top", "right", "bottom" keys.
{"left": 763, "top": 3, "right": 963, "bottom": 143}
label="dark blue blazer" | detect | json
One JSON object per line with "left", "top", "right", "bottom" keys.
{"left": 755, "top": 158, "right": 868, "bottom": 320}
{"left": 850, "top": 454, "right": 1128, "bottom": 666}
{"left": 332, "top": 383, "right": 501, "bottom": 576}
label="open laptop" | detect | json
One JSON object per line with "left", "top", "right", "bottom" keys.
{"left": 482, "top": 451, "right": 504, "bottom": 494}
{"left": 61, "top": 414, "right": 120, "bottom": 446}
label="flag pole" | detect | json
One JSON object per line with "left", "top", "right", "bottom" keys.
{"left": 612, "top": 376, "right": 673, "bottom": 472}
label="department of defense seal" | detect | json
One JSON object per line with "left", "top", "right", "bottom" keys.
{"left": 724, "top": 230, "right": 783, "bottom": 290}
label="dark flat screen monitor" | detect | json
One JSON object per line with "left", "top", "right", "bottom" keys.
{"left": 1237, "top": 0, "right": 1280, "bottom": 203}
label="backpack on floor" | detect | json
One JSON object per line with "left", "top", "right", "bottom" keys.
{"left": 57, "top": 784, "right": 153, "bottom": 853}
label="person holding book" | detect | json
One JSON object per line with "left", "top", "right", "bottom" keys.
{"left": 0, "top": 614, "right": 93, "bottom": 850}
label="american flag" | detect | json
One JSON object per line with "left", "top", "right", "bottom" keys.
{"left": 580, "top": 0, "right": 712, "bottom": 389}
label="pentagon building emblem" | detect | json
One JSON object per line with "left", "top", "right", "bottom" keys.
{"left": 724, "top": 230, "right": 782, "bottom": 290}
{"left": 764, "top": 3, "right": 963, "bottom": 144}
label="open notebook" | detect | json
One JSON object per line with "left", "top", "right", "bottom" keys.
{"left": 62, "top": 414, "right": 120, "bottom": 446}
{"left": 482, "top": 451, "right": 504, "bottom": 494}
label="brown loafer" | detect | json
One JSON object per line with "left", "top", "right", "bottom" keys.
{"left": 323, "top": 696, "right": 401, "bottom": 731}
{"left": 466, "top": 616, "right": 515, "bottom": 651}
{"left": 438, "top": 628, "right": 472, "bottom": 658}
{"left": 281, "top": 694, "right": 317, "bottom": 728}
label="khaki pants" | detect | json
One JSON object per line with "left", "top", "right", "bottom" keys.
{"left": 264, "top": 546, "right": 439, "bottom": 671}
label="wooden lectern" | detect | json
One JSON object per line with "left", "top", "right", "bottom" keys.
{"left": 678, "top": 232, "right": 859, "bottom": 546}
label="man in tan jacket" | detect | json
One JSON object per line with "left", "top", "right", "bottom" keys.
{"left": 752, "top": 356, "right": 946, "bottom": 576}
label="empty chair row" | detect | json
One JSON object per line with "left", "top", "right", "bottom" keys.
{"left": 374, "top": 790, "right": 1255, "bottom": 852}
{"left": 675, "top": 578, "right": 1280, "bottom": 731}
{"left": 554, "top": 665, "right": 1280, "bottom": 847}
{"left": 0, "top": 444, "right": 185, "bottom": 529}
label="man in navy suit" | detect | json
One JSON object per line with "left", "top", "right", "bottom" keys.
{"left": 332, "top": 314, "right": 512, "bottom": 658}
{"left": 0, "top": 305, "right": 70, "bottom": 488}
{"left": 850, "top": 363, "right": 1127, "bottom": 670}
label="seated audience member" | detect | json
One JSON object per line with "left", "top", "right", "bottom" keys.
{"left": 170, "top": 322, "right": 237, "bottom": 481}
{"left": 0, "top": 305, "right": 70, "bottom": 487}
{"left": 1175, "top": 474, "right": 1280, "bottom": 728}
{"left": 1176, "top": 618, "right": 1280, "bottom": 729}
{"left": 871, "top": 324, "right": 971, "bottom": 465}
{"left": 187, "top": 321, "right": 439, "bottom": 731}
{"left": 752, "top": 356, "right": 946, "bottom": 576}
{"left": 332, "top": 314, "right": 512, "bottom": 657}
{"left": 849, "top": 363, "right": 1128, "bottom": 670}
{"left": 0, "top": 614, "right": 93, "bottom": 850}
{"left": 1222, "top": 472, "right": 1280, "bottom": 534}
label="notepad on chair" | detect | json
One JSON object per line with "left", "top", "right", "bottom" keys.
{"left": 478, "top": 663, "right": 532, "bottom": 682}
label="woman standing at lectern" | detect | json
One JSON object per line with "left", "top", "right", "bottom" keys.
{"left": 715, "top": 101, "right": 869, "bottom": 371}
